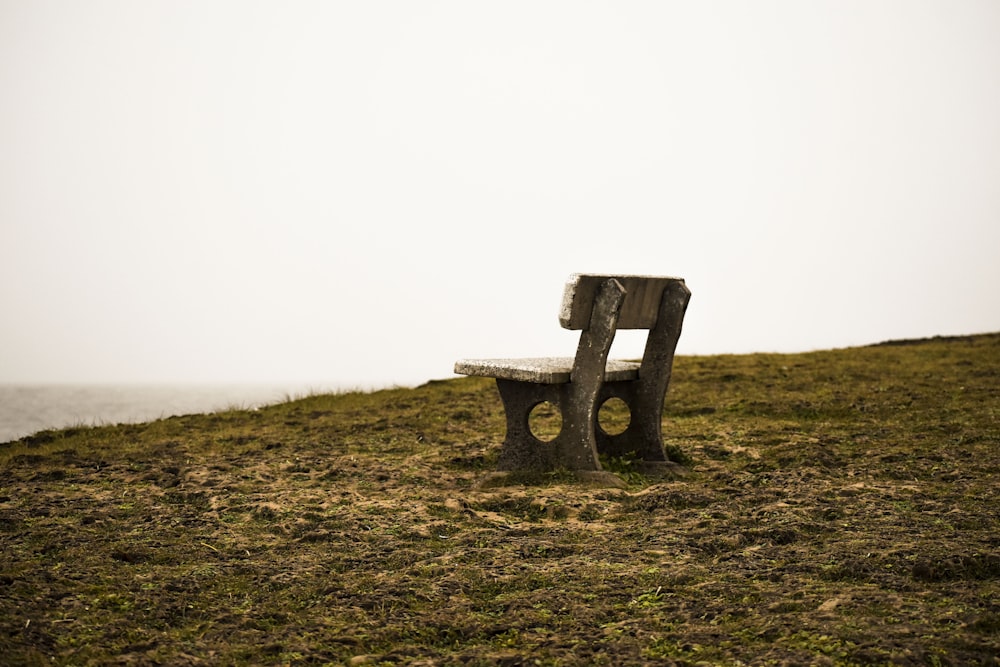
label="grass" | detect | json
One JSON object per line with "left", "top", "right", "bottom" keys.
{"left": 1, "top": 333, "right": 998, "bottom": 665}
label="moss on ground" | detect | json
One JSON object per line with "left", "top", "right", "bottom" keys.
{"left": 1, "top": 334, "right": 999, "bottom": 665}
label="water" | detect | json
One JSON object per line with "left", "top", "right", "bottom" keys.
{"left": 0, "top": 383, "right": 354, "bottom": 444}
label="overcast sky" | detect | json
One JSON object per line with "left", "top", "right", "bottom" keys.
{"left": 2, "top": 1, "right": 998, "bottom": 388}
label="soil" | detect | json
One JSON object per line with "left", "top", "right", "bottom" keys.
{"left": 1, "top": 334, "right": 999, "bottom": 665}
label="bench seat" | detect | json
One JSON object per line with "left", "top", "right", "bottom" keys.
{"left": 454, "top": 358, "right": 640, "bottom": 384}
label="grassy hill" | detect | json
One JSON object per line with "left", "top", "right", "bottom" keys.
{"left": 2, "top": 334, "right": 998, "bottom": 665}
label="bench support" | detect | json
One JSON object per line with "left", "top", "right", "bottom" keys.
{"left": 495, "top": 278, "right": 625, "bottom": 471}
{"left": 596, "top": 279, "right": 690, "bottom": 462}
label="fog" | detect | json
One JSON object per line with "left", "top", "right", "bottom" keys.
{"left": 2, "top": 1, "right": 998, "bottom": 388}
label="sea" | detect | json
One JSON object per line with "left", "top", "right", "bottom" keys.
{"left": 0, "top": 383, "right": 361, "bottom": 444}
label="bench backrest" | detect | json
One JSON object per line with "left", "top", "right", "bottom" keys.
{"left": 558, "top": 274, "right": 686, "bottom": 330}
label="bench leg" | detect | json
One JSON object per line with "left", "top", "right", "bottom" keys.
{"left": 594, "top": 382, "right": 669, "bottom": 462}
{"left": 494, "top": 379, "right": 602, "bottom": 472}
{"left": 493, "top": 277, "right": 625, "bottom": 473}
{"left": 596, "top": 281, "right": 689, "bottom": 463}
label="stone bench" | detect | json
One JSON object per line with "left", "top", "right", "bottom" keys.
{"left": 455, "top": 274, "right": 691, "bottom": 473}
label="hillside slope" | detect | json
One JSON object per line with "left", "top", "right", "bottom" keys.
{"left": 2, "top": 334, "right": 998, "bottom": 665}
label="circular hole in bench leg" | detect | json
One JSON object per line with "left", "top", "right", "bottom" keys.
{"left": 598, "top": 397, "right": 631, "bottom": 436}
{"left": 528, "top": 401, "right": 562, "bottom": 442}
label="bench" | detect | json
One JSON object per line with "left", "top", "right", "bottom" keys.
{"left": 454, "top": 274, "right": 691, "bottom": 473}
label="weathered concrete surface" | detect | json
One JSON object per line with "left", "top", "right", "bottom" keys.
{"left": 453, "top": 358, "right": 640, "bottom": 384}
{"left": 559, "top": 273, "right": 685, "bottom": 330}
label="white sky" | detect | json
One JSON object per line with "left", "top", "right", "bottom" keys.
{"left": 2, "top": 0, "right": 998, "bottom": 388}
